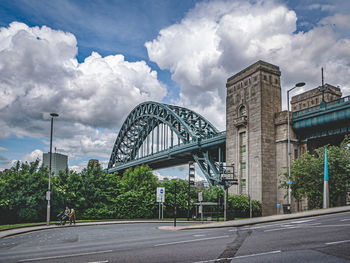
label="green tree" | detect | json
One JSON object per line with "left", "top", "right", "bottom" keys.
{"left": 0, "top": 160, "right": 48, "bottom": 223}
{"left": 116, "top": 165, "right": 158, "bottom": 218}
{"left": 280, "top": 136, "right": 350, "bottom": 209}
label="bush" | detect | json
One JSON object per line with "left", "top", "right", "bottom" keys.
{"left": 227, "top": 194, "right": 261, "bottom": 218}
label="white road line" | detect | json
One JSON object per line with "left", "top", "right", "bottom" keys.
{"left": 193, "top": 234, "right": 206, "bottom": 237}
{"left": 17, "top": 250, "right": 113, "bottom": 262}
{"left": 87, "top": 261, "right": 109, "bottom": 263}
{"left": 193, "top": 250, "right": 282, "bottom": 263}
{"left": 289, "top": 219, "right": 314, "bottom": 224}
{"left": 340, "top": 218, "right": 350, "bottom": 221}
{"left": 154, "top": 235, "right": 230, "bottom": 247}
{"left": 264, "top": 226, "right": 299, "bottom": 232}
{"left": 233, "top": 250, "right": 282, "bottom": 259}
{"left": 326, "top": 239, "right": 350, "bottom": 245}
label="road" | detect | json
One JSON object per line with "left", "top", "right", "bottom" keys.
{"left": 0, "top": 212, "right": 349, "bottom": 263}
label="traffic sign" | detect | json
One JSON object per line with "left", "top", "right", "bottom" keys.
{"left": 198, "top": 191, "right": 203, "bottom": 202}
{"left": 157, "top": 187, "right": 165, "bottom": 203}
{"left": 46, "top": 191, "right": 51, "bottom": 201}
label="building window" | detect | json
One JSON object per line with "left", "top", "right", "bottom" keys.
{"left": 239, "top": 105, "right": 247, "bottom": 116}
{"left": 241, "top": 179, "right": 246, "bottom": 194}
{"left": 239, "top": 131, "right": 247, "bottom": 185}
{"left": 264, "top": 75, "right": 267, "bottom": 81}
{"left": 254, "top": 76, "right": 257, "bottom": 82}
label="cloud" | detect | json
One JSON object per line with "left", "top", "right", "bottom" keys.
{"left": 0, "top": 147, "right": 7, "bottom": 151}
{"left": 146, "top": 0, "right": 350, "bottom": 129}
{"left": 22, "top": 149, "right": 43, "bottom": 164}
{"left": 0, "top": 22, "right": 167, "bottom": 164}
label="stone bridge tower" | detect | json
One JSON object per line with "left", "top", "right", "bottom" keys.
{"left": 226, "top": 61, "right": 281, "bottom": 216}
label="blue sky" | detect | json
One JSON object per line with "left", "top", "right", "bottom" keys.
{"left": 0, "top": 0, "right": 349, "bottom": 180}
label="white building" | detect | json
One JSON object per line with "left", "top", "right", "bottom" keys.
{"left": 43, "top": 152, "right": 68, "bottom": 176}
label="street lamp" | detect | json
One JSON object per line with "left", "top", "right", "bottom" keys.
{"left": 46, "top": 112, "right": 59, "bottom": 226}
{"left": 287, "top": 82, "right": 305, "bottom": 207}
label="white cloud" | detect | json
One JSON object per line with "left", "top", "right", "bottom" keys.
{"left": 0, "top": 22, "right": 167, "bottom": 165}
{"left": 146, "top": 0, "right": 350, "bottom": 129}
{"left": 22, "top": 149, "right": 43, "bottom": 164}
{"left": 0, "top": 147, "right": 7, "bottom": 151}
{"left": 153, "top": 170, "right": 177, "bottom": 181}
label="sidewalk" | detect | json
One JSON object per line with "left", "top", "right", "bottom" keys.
{"left": 1, "top": 206, "right": 350, "bottom": 238}
{"left": 159, "top": 206, "right": 350, "bottom": 230}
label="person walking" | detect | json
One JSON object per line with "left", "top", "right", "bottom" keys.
{"left": 62, "top": 206, "right": 70, "bottom": 225}
{"left": 69, "top": 208, "right": 76, "bottom": 225}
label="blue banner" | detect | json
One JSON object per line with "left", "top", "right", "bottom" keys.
{"left": 324, "top": 147, "right": 328, "bottom": 181}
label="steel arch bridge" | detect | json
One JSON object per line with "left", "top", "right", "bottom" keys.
{"left": 107, "top": 101, "right": 234, "bottom": 187}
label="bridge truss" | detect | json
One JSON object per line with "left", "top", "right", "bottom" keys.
{"left": 108, "top": 101, "right": 235, "bottom": 187}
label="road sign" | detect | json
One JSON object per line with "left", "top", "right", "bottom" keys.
{"left": 198, "top": 191, "right": 203, "bottom": 202}
{"left": 46, "top": 191, "right": 51, "bottom": 201}
{"left": 286, "top": 181, "right": 292, "bottom": 185}
{"left": 157, "top": 187, "right": 165, "bottom": 203}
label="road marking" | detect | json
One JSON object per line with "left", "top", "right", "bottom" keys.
{"left": 264, "top": 226, "right": 299, "bottom": 232}
{"left": 18, "top": 250, "right": 113, "bottom": 262}
{"left": 289, "top": 219, "right": 314, "bottom": 224}
{"left": 87, "top": 261, "right": 108, "bottom": 263}
{"left": 340, "top": 218, "right": 350, "bottom": 221}
{"left": 233, "top": 250, "right": 282, "bottom": 259}
{"left": 193, "top": 234, "right": 206, "bottom": 237}
{"left": 326, "top": 239, "right": 350, "bottom": 245}
{"left": 193, "top": 250, "right": 281, "bottom": 263}
{"left": 154, "top": 235, "right": 230, "bottom": 247}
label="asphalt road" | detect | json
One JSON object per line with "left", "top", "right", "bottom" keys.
{"left": 1, "top": 212, "right": 350, "bottom": 263}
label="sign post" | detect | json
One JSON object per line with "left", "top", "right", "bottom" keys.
{"left": 198, "top": 191, "right": 203, "bottom": 221}
{"left": 157, "top": 187, "right": 165, "bottom": 219}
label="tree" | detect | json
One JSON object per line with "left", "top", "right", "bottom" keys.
{"left": 0, "top": 160, "right": 48, "bottom": 223}
{"left": 280, "top": 136, "right": 350, "bottom": 209}
{"left": 116, "top": 165, "right": 158, "bottom": 218}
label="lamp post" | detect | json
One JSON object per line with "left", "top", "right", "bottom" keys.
{"left": 46, "top": 113, "right": 59, "bottom": 226}
{"left": 287, "top": 82, "right": 305, "bottom": 207}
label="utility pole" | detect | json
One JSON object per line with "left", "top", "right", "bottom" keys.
{"left": 174, "top": 182, "right": 177, "bottom": 227}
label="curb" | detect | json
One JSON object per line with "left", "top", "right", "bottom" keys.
{"left": 178, "top": 206, "right": 350, "bottom": 230}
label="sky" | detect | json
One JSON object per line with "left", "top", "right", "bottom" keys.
{"left": 0, "top": 0, "right": 350, "bottom": 180}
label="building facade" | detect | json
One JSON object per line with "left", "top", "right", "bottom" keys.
{"left": 225, "top": 60, "right": 344, "bottom": 216}
{"left": 43, "top": 152, "right": 68, "bottom": 176}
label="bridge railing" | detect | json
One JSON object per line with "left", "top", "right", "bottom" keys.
{"left": 293, "top": 95, "right": 350, "bottom": 118}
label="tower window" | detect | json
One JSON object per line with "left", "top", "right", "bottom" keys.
{"left": 239, "top": 105, "right": 247, "bottom": 116}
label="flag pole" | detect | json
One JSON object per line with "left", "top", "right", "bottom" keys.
{"left": 323, "top": 146, "right": 329, "bottom": 208}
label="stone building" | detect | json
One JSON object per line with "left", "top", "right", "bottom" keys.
{"left": 225, "top": 60, "right": 343, "bottom": 216}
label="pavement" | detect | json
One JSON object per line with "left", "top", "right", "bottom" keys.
{"left": 1, "top": 205, "right": 350, "bottom": 238}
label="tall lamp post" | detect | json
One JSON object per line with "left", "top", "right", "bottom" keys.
{"left": 287, "top": 82, "right": 305, "bottom": 207}
{"left": 46, "top": 113, "right": 59, "bottom": 226}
